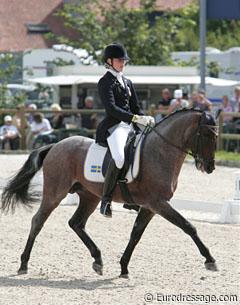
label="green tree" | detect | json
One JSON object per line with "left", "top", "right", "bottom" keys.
{"left": 0, "top": 53, "right": 21, "bottom": 109}
{"left": 47, "top": 0, "right": 175, "bottom": 65}
{"left": 47, "top": 0, "right": 240, "bottom": 65}
{"left": 0, "top": 51, "right": 34, "bottom": 109}
{"left": 172, "top": 1, "right": 240, "bottom": 51}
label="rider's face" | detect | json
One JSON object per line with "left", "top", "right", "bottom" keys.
{"left": 110, "top": 58, "right": 127, "bottom": 72}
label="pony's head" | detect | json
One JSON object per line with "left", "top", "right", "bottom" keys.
{"left": 191, "top": 112, "right": 218, "bottom": 174}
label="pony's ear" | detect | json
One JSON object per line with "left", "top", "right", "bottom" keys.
{"left": 200, "top": 111, "right": 207, "bottom": 124}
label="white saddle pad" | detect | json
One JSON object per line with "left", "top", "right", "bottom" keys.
{"left": 84, "top": 134, "right": 143, "bottom": 183}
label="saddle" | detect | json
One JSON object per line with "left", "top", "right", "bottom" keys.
{"left": 84, "top": 130, "right": 146, "bottom": 206}
{"left": 102, "top": 131, "right": 136, "bottom": 178}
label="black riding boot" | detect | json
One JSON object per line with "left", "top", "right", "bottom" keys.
{"left": 100, "top": 159, "right": 121, "bottom": 218}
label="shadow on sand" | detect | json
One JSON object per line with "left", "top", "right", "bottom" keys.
{"left": 0, "top": 274, "right": 133, "bottom": 291}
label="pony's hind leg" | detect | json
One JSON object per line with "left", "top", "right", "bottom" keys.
{"left": 154, "top": 200, "right": 217, "bottom": 271}
{"left": 68, "top": 189, "right": 102, "bottom": 275}
{"left": 18, "top": 199, "right": 59, "bottom": 274}
{"left": 18, "top": 177, "right": 69, "bottom": 274}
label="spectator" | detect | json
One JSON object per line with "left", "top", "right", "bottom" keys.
{"left": 0, "top": 115, "right": 20, "bottom": 150}
{"left": 26, "top": 103, "right": 37, "bottom": 124}
{"left": 159, "top": 88, "right": 171, "bottom": 109}
{"left": 230, "top": 86, "right": 240, "bottom": 112}
{"left": 156, "top": 88, "right": 172, "bottom": 121}
{"left": 220, "top": 95, "right": 233, "bottom": 124}
{"left": 190, "top": 89, "right": 212, "bottom": 112}
{"left": 219, "top": 95, "right": 237, "bottom": 151}
{"left": 31, "top": 112, "right": 52, "bottom": 136}
{"left": 81, "top": 96, "right": 97, "bottom": 129}
{"left": 30, "top": 112, "right": 53, "bottom": 148}
{"left": 12, "top": 104, "right": 29, "bottom": 133}
{"left": 25, "top": 103, "right": 38, "bottom": 149}
{"left": 182, "top": 90, "right": 189, "bottom": 101}
{"left": 168, "top": 89, "right": 189, "bottom": 113}
{"left": 38, "top": 89, "right": 50, "bottom": 103}
{"left": 190, "top": 91, "right": 199, "bottom": 107}
{"left": 154, "top": 104, "right": 163, "bottom": 123}
{"left": 49, "top": 104, "right": 65, "bottom": 129}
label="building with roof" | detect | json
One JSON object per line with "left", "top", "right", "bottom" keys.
{"left": 0, "top": 0, "right": 78, "bottom": 52}
{"left": 0, "top": 0, "right": 193, "bottom": 52}
{"left": 27, "top": 64, "right": 239, "bottom": 109}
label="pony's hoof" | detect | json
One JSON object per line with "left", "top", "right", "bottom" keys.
{"left": 119, "top": 273, "right": 129, "bottom": 279}
{"left": 92, "top": 262, "right": 103, "bottom": 275}
{"left": 18, "top": 268, "right": 28, "bottom": 275}
{"left": 205, "top": 262, "right": 218, "bottom": 271}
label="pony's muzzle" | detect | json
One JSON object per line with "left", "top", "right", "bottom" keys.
{"left": 204, "top": 159, "right": 215, "bottom": 174}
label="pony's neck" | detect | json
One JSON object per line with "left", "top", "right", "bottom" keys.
{"left": 142, "top": 110, "right": 201, "bottom": 199}
{"left": 153, "top": 110, "right": 200, "bottom": 151}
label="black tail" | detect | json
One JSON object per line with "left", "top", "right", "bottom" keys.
{"left": 1, "top": 144, "right": 54, "bottom": 213}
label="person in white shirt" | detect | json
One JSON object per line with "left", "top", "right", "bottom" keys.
{"left": 30, "top": 112, "right": 53, "bottom": 148}
{"left": 31, "top": 112, "right": 52, "bottom": 135}
{"left": 0, "top": 115, "right": 20, "bottom": 150}
{"left": 230, "top": 86, "right": 240, "bottom": 112}
{"left": 167, "top": 89, "right": 189, "bottom": 114}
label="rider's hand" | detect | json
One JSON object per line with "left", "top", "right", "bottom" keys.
{"left": 132, "top": 115, "right": 155, "bottom": 127}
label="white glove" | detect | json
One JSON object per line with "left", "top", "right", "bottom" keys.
{"left": 132, "top": 115, "right": 155, "bottom": 127}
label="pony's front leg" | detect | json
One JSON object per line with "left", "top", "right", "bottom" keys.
{"left": 68, "top": 191, "right": 103, "bottom": 275}
{"left": 120, "top": 208, "right": 154, "bottom": 278}
{"left": 153, "top": 200, "right": 218, "bottom": 271}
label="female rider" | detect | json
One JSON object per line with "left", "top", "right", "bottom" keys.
{"left": 96, "top": 43, "right": 155, "bottom": 217}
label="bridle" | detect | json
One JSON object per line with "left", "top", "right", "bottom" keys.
{"left": 191, "top": 121, "right": 218, "bottom": 169}
{"left": 146, "top": 112, "right": 218, "bottom": 165}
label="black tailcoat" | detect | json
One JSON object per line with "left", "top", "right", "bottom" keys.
{"left": 96, "top": 71, "right": 143, "bottom": 145}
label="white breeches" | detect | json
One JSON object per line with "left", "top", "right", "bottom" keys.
{"left": 107, "top": 122, "right": 133, "bottom": 169}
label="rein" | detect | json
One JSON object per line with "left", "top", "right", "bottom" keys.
{"left": 146, "top": 112, "right": 218, "bottom": 161}
{"left": 148, "top": 125, "right": 195, "bottom": 157}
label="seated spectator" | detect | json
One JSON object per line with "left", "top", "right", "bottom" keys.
{"left": 30, "top": 113, "right": 53, "bottom": 148}
{"left": 156, "top": 88, "right": 172, "bottom": 121}
{"left": 167, "top": 89, "right": 189, "bottom": 114}
{"left": 49, "top": 104, "right": 65, "bottom": 129}
{"left": 25, "top": 104, "right": 38, "bottom": 149}
{"left": 26, "top": 103, "right": 38, "bottom": 124}
{"left": 190, "top": 89, "right": 212, "bottom": 112}
{"left": 155, "top": 104, "right": 163, "bottom": 123}
{"left": 81, "top": 96, "right": 97, "bottom": 129}
{"left": 182, "top": 90, "right": 189, "bottom": 101}
{"left": 220, "top": 95, "right": 233, "bottom": 124}
{"left": 31, "top": 113, "right": 52, "bottom": 136}
{"left": 159, "top": 88, "right": 171, "bottom": 109}
{"left": 190, "top": 91, "right": 199, "bottom": 107}
{"left": 219, "top": 95, "right": 238, "bottom": 151}
{"left": 230, "top": 86, "right": 240, "bottom": 112}
{"left": 12, "top": 104, "right": 29, "bottom": 133}
{"left": 0, "top": 115, "right": 20, "bottom": 150}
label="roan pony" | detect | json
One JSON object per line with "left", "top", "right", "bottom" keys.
{"left": 1, "top": 109, "right": 218, "bottom": 277}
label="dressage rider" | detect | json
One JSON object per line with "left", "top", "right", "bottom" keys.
{"left": 96, "top": 43, "right": 155, "bottom": 218}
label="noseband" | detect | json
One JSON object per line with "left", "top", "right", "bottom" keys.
{"left": 148, "top": 112, "right": 218, "bottom": 165}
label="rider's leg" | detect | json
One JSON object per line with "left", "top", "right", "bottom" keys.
{"left": 100, "top": 123, "right": 131, "bottom": 217}
{"left": 100, "top": 159, "right": 121, "bottom": 217}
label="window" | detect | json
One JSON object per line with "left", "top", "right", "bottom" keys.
{"left": 26, "top": 23, "right": 51, "bottom": 34}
